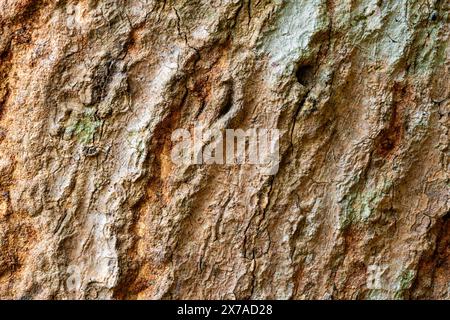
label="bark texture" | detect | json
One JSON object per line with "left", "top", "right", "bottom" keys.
{"left": 0, "top": 0, "right": 449, "bottom": 299}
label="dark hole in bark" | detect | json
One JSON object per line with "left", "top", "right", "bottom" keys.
{"left": 373, "top": 128, "right": 397, "bottom": 158}
{"left": 442, "top": 210, "right": 450, "bottom": 221}
{"left": 296, "top": 64, "right": 315, "bottom": 87}
{"left": 431, "top": 12, "right": 438, "bottom": 22}
{"left": 218, "top": 99, "right": 232, "bottom": 118}
{"left": 217, "top": 88, "right": 233, "bottom": 119}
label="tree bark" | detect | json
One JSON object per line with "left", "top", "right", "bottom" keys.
{"left": 0, "top": 0, "right": 449, "bottom": 299}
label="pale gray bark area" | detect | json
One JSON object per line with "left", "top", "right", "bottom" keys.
{"left": 0, "top": 0, "right": 448, "bottom": 299}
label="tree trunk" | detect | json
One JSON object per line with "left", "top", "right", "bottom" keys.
{"left": 0, "top": 0, "right": 449, "bottom": 299}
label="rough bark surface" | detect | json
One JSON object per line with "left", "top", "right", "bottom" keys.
{"left": 0, "top": 0, "right": 449, "bottom": 300}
